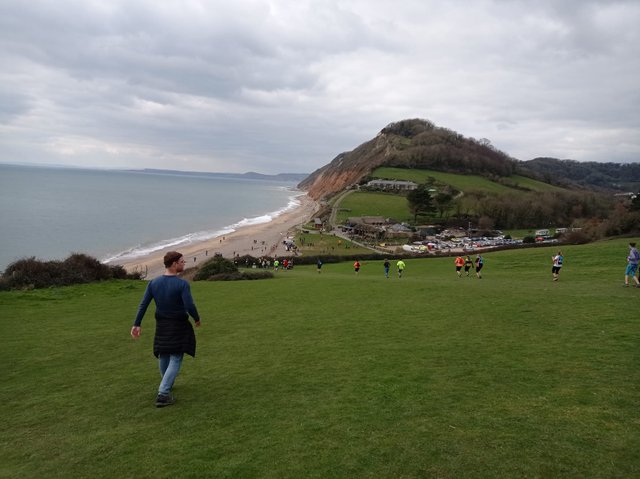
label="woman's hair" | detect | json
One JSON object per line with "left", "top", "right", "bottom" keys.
{"left": 163, "top": 251, "right": 183, "bottom": 268}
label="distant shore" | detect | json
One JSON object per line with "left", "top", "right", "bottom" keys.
{"left": 110, "top": 194, "right": 319, "bottom": 279}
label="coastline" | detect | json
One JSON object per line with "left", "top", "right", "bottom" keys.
{"left": 111, "top": 194, "right": 319, "bottom": 279}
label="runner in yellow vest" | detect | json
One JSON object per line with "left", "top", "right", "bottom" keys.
{"left": 396, "top": 259, "right": 406, "bottom": 278}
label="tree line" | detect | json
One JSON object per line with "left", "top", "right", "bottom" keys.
{"left": 407, "top": 184, "right": 640, "bottom": 239}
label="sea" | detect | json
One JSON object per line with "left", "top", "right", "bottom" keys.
{"left": 0, "top": 163, "right": 304, "bottom": 271}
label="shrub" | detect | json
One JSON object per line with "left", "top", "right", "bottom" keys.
{"left": 3, "top": 257, "right": 62, "bottom": 289}
{"left": 193, "top": 256, "right": 238, "bottom": 281}
{"left": 1, "top": 254, "right": 142, "bottom": 290}
{"left": 563, "top": 230, "right": 591, "bottom": 245}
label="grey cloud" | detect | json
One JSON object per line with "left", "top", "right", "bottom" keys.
{"left": 0, "top": 0, "right": 638, "bottom": 173}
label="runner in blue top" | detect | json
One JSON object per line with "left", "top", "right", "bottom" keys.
{"left": 624, "top": 242, "right": 640, "bottom": 287}
{"left": 383, "top": 259, "right": 390, "bottom": 278}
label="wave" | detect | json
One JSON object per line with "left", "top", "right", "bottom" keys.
{"left": 103, "top": 192, "right": 304, "bottom": 264}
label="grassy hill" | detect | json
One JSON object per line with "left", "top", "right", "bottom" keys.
{"left": 2, "top": 239, "right": 639, "bottom": 478}
{"left": 372, "top": 167, "right": 566, "bottom": 194}
{"left": 328, "top": 167, "right": 570, "bottom": 229}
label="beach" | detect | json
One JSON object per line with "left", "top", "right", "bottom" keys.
{"left": 113, "top": 194, "right": 319, "bottom": 279}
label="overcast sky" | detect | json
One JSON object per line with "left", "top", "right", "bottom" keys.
{"left": 1, "top": 0, "right": 639, "bottom": 174}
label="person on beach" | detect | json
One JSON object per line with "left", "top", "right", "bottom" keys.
{"left": 464, "top": 255, "right": 474, "bottom": 276}
{"left": 551, "top": 251, "right": 564, "bottom": 282}
{"left": 383, "top": 259, "right": 390, "bottom": 278}
{"left": 624, "top": 242, "right": 640, "bottom": 287}
{"left": 454, "top": 256, "right": 465, "bottom": 277}
{"left": 131, "top": 251, "right": 201, "bottom": 408}
{"left": 354, "top": 260, "right": 361, "bottom": 275}
{"left": 475, "top": 254, "right": 484, "bottom": 279}
{"left": 396, "top": 259, "right": 406, "bottom": 278}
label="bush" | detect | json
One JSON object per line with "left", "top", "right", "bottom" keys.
{"left": 193, "top": 256, "right": 238, "bottom": 281}
{"left": 1, "top": 254, "right": 142, "bottom": 290}
{"left": 522, "top": 236, "right": 536, "bottom": 244}
{"left": 193, "top": 255, "right": 276, "bottom": 281}
{"left": 563, "top": 230, "right": 591, "bottom": 245}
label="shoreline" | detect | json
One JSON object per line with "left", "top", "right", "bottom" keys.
{"left": 110, "top": 194, "right": 319, "bottom": 279}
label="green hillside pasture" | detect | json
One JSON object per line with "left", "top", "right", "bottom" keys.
{"left": 335, "top": 190, "right": 413, "bottom": 224}
{"left": 372, "top": 167, "right": 564, "bottom": 194}
{"left": 507, "top": 175, "right": 565, "bottom": 192}
{"left": 1, "top": 238, "right": 639, "bottom": 478}
{"left": 372, "top": 167, "right": 515, "bottom": 194}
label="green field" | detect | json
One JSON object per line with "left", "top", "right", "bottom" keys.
{"left": 508, "top": 175, "right": 565, "bottom": 192}
{"left": 2, "top": 239, "right": 639, "bottom": 478}
{"left": 335, "top": 191, "right": 413, "bottom": 224}
{"left": 295, "top": 231, "right": 371, "bottom": 255}
{"left": 372, "top": 167, "right": 565, "bottom": 194}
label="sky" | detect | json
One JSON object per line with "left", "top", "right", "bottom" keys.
{"left": 1, "top": 0, "right": 639, "bottom": 174}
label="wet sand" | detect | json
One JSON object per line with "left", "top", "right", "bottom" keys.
{"left": 111, "top": 194, "right": 319, "bottom": 279}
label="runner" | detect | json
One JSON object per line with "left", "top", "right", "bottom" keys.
{"left": 396, "top": 259, "right": 406, "bottom": 278}
{"left": 551, "top": 251, "right": 564, "bottom": 281}
{"left": 454, "top": 255, "right": 465, "bottom": 278}
{"left": 383, "top": 258, "right": 390, "bottom": 278}
{"left": 624, "top": 242, "right": 640, "bottom": 287}
{"left": 464, "top": 255, "right": 474, "bottom": 277}
{"left": 475, "top": 254, "right": 484, "bottom": 279}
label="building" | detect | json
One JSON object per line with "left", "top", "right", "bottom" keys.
{"left": 366, "top": 180, "right": 418, "bottom": 191}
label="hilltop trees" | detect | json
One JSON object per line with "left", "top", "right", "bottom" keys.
{"left": 523, "top": 158, "right": 640, "bottom": 191}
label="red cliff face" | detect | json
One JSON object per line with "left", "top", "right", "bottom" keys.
{"left": 308, "top": 172, "right": 349, "bottom": 200}
{"left": 304, "top": 168, "right": 368, "bottom": 200}
{"left": 299, "top": 134, "right": 391, "bottom": 200}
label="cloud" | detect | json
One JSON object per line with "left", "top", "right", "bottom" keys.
{"left": 0, "top": 0, "right": 638, "bottom": 173}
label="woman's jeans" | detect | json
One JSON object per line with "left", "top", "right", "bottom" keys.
{"left": 158, "top": 353, "right": 184, "bottom": 396}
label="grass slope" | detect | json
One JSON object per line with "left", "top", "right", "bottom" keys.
{"left": 1, "top": 239, "right": 639, "bottom": 478}
{"left": 372, "top": 167, "right": 565, "bottom": 194}
{"left": 335, "top": 191, "right": 413, "bottom": 224}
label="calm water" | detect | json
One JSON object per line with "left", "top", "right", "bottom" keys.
{"left": 0, "top": 164, "right": 302, "bottom": 270}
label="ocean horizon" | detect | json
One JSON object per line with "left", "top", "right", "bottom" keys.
{"left": 0, "top": 163, "right": 304, "bottom": 271}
